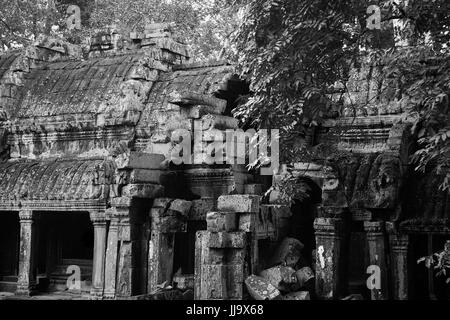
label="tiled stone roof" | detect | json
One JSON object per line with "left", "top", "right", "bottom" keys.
{"left": 0, "top": 51, "right": 21, "bottom": 80}
{"left": 11, "top": 53, "right": 149, "bottom": 118}
{"left": 0, "top": 158, "right": 116, "bottom": 203}
{"left": 136, "top": 63, "right": 234, "bottom": 137}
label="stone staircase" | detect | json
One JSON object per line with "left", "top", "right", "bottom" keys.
{"left": 48, "top": 259, "right": 92, "bottom": 294}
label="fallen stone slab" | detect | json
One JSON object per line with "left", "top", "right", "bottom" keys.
{"left": 341, "top": 294, "right": 364, "bottom": 300}
{"left": 259, "top": 265, "right": 297, "bottom": 291}
{"left": 282, "top": 291, "right": 311, "bottom": 300}
{"left": 116, "top": 152, "right": 166, "bottom": 169}
{"left": 245, "top": 275, "right": 281, "bottom": 300}
{"left": 217, "top": 194, "right": 260, "bottom": 213}
{"left": 169, "top": 199, "right": 192, "bottom": 216}
{"left": 295, "top": 267, "right": 315, "bottom": 288}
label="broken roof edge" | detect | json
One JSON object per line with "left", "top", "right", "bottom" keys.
{"left": 172, "top": 59, "right": 233, "bottom": 71}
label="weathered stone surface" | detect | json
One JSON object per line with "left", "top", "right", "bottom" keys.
{"left": 189, "top": 197, "right": 215, "bottom": 220}
{"left": 282, "top": 291, "right": 310, "bottom": 300}
{"left": 244, "top": 184, "right": 264, "bottom": 195}
{"left": 148, "top": 231, "right": 176, "bottom": 293}
{"left": 129, "top": 169, "right": 166, "bottom": 183}
{"left": 314, "top": 217, "right": 344, "bottom": 300}
{"left": 341, "top": 294, "right": 364, "bottom": 300}
{"left": 217, "top": 194, "right": 260, "bottom": 213}
{"left": 169, "top": 199, "right": 192, "bottom": 217}
{"left": 116, "top": 152, "right": 165, "bottom": 170}
{"left": 152, "top": 198, "right": 174, "bottom": 208}
{"left": 122, "top": 184, "right": 164, "bottom": 199}
{"left": 238, "top": 213, "right": 257, "bottom": 232}
{"left": 259, "top": 265, "right": 297, "bottom": 291}
{"left": 173, "top": 274, "right": 194, "bottom": 290}
{"left": 207, "top": 232, "right": 246, "bottom": 249}
{"left": 206, "top": 211, "right": 238, "bottom": 232}
{"left": 268, "top": 238, "right": 304, "bottom": 267}
{"left": 245, "top": 275, "right": 281, "bottom": 300}
{"left": 295, "top": 267, "right": 315, "bottom": 288}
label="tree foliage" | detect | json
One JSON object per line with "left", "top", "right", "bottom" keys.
{"left": 0, "top": 0, "right": 240, "bottom": 60}
{"left": 231, "top": 0, "right": 450, "bottom": 192}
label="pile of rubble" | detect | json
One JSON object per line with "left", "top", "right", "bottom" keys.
{"left": 245, "top": 237, "right": 314, "bottom": 300}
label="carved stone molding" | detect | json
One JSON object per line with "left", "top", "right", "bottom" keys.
{"left": 18, "top": 210, "right": 35, "bottom": 222}
{"left": 364, "top": 221, "right": 385, "bottom": 240}
{"left": 89, "top": 211, "right": 108, "bottom": 225}
{"left": 314, "top": 217, "right": 344, "bottom": 239}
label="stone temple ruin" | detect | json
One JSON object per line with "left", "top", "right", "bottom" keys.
{"left": 0, "top": 23, "right": 448, "bottom": 300}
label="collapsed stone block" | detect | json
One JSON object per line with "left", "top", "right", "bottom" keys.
{"left": 153, "top": 198, "right": 174, "bottom": 209}
{"left": 217, "top": 194, "right": 260, "bottom": 213}
{"left": 122, "top": 184, "right": 164, "bottom": 199}
{"left": 206, "top": 211, "right": 238, "bottom": 232}
{"left": 189, "top": 197, "right": 215, "bottom": 220}
{"left": 169, "top": 199, "right": 192, "bottom": 217}
{"left": 238, "top": 213, "right": 257, "bottom": 232}
{"left": 268, "top": 237, "right": 304, "bottom": 267}
{"left": 259, "top": 265, "right": 297, "bottom": 291}
{"left": 295, "top": 267, "right": 315, "bottom": 288}
{"left": 129, "top": 169, "right": 165, "bottom": 184}
{"left": 245, "top": 275, "right": 281, "bottom": 300}
{"left": 173, "top": 274, "right": 194, "bottom": 290}
{"left": 116, "top": 152, "right": 165, "bottom": 169}
{"left": 282, "top": 291, "right": 310, "bottom": 300}
{"left": 151, "top": 209, "right": 186, "bottom": 233}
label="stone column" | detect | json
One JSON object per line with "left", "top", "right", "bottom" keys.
{"left": 314, "top": 217, "right": 344, "bottom": 300}
{"left": 16, "top": 210, "right": 37, "bottom": 296}
{"left": 388, "top": 232, "right": 409, "bottom": 300}
{"left": 103, "top": 209, "right": 120, "bottom": 299}
{"left": 364, "top": 221, "right": 389, "bottom": 300}
{"left": 148, "top": 198, "right": 188, "bottom": 293}
{"left": 89, "top": 211, "right": 108, "bottom": 299}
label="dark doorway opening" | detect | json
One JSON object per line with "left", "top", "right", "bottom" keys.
{"left": 0, "top": 212, "right": 20, "bottom": 292}
{"left": 36, "top": 212, "right": 94, "bottom": 293}
{"left": 289, "top": 178, "right": 322, "bottom": 267}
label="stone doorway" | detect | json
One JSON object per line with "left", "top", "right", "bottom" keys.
{"left": 289, "top": 178, "right": 322, "bottom": 267}
{"left": 36, "top": 212, "right": 94, "bottom": 295}
{"left": 0, "top": 212, "right": 20, "bottom": 292}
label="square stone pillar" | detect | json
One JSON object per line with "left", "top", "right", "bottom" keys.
{"left": 16, "top": 210, "right": 37, "bottom": 296}
{"left": 147, "top": 198, "right": 188, "bottom": 293}
{"left": 387, "top": 227, "right": 409, "bottom": 300}
{"left": 364, "top": 221, "right": 389, "bottom": 300}
{"left": 89, "top": 211, "right": 108, "bottom": 299}
{"left": 314, "top": 217, "right": 344, "bottom": 300}
{"left": 103, "top": 209, "right": 120, "bottom": 299}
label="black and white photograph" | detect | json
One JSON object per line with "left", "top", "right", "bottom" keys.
{"left": 0, "top": 0, "right": 449, "bottom": 310}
